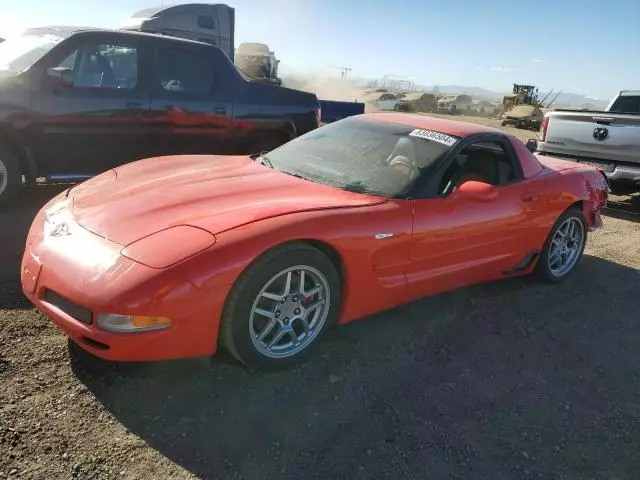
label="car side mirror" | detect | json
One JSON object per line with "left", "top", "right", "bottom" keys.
{"left": 525, "top": 138, "right": 538, "bottom": 153}
{"left": 454, "top": 181, "right": 498, "bottom": 202}
{"left": 46, "top": 67, "right": 74, "bottom": 87}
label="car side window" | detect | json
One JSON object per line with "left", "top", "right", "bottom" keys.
{"left": 54, "top": 41, "right": 138, "bottom": 89}
{"left": 155, "top": 46, "right": 216, "bottom": 94}
{"left": 438, "top": 141, "right": 518, "bottom": 195}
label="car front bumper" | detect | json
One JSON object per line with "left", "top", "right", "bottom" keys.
{"left": 20, "top": 193, "right": 229, "bottom": 362}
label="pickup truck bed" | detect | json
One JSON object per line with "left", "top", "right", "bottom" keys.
{"left": 318, "top": 100, "right": 365, "bottom": 123}
{"left": 537, "top": 106, "right": 640, "bottom": 188}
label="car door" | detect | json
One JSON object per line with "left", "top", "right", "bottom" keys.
{"left": 30, "top": 32, "right": 152, "bottom": 177}
{"left": 146, "top": 41, "right": 235, "bottom": 157}
{"left": 406, "top": 135, "right": 547, "bottom": 300}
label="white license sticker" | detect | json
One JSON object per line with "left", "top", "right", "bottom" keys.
{"left": 409, "top": 129, "right": 458, "bottom": 147}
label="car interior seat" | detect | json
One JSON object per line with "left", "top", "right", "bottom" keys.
{"left": 451, "top": 149, "right": 500, "bottom": 187}
{"left": 386, "top": 137, "right": 417, "bottom": 166}
{"left": 83, "top": 52, "right": 116, "bottom": 88}
{"left": 386, "top": 137, "right": 419, "bottom": 181}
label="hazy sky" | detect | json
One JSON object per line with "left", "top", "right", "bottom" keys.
{"left": 0, "top": 0, "right": 637, "bottom": 100}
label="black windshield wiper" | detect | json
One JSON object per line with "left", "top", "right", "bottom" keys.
{"left": 251, "top": 151, "right": 273, "bottom": 168}
{"left": 282, "top": 171, "right": 312, "bottom": 182}
{"left": 341, "top": 181, "right": 387, "bottom": 197}
{"left": 341, "top": 181, "right": 368, "bottom": 193}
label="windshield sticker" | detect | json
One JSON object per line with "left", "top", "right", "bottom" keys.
{"left": 409, "top": 129, "right": 458, "bottom": 147}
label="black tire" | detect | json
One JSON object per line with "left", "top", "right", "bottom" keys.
{"left": 608, "top": 180, "right": 636, "bottom": 196}
{"left": 0, "top": 143, "right": 23, "bottom": 208}
{"left": 535, "top": 206, "right": 587, "bottom": 283}
{"left": 220, "top": 242, "right": 341, "bottom": 370}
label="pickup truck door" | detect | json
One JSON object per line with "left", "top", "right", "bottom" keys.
{"left": 147, "top": 42, "right": 235, "bottom": 157}
{"left": 407, "top": 137, "right": 547, "bottom": 300}
{"left": 30, "top": 32, "right": 152, "bottom": 177}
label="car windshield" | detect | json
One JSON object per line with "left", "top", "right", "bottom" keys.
{"left": 0, "top": 33, "right": 64, "bottom": 74}
{"left": 263, "top": 116, "right": 458, "bottom": 197}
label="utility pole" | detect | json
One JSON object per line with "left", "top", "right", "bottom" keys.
{"left": 328, "top": 65, "right": 352, "bottom": 79}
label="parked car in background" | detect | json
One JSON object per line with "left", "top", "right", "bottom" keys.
{"left": 21, "top": 113, "right": 608, "bottom": 370}
{"left": 0, "top": 26, "right": 320, "bottom": 206}
{"left": 535, "top": 90, "right": 640, "bottom": 192}
{"left": 472, "top": 99, "right": 498, "bottom": 116}
{"left": 501, "top": 105, "right": 544, "bottom": 129}
{"left": 377, "top": 96, "right": 407, "bottom": 111}
{"left": 378, "top": 92, "right": 437, "bottom": 112}
{"left": 437, "top": 94, "right": 473, "bottom": 113}
{"left": 364, "top": 91, "right": 398, "bottom": 104}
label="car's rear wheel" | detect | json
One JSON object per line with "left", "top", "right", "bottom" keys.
{"left": 535, "top": 207, "right": 587, "bottom": 283}
{"left": 0, "top": 143, "right": 22, "bottom": 208}
{"left": 221, "top": 242, "right": 341, "bottom": 370}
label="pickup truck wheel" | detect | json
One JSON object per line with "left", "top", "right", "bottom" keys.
{"left": 0, "top": 144, "right": 22, "bottom": 207}
{"left": 608, "top": 180, "right": 636, "bottom": 195}
{"left": 220, "top": 242, "right": 341, "bottom": 370}
{"left": 535, "top": 207, "right": 587, "bottom": 283}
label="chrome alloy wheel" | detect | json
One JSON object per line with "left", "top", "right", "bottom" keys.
{"left": 249, "top": 265, "right": 330, "bottom": 359}
{"left": 548, "top": 217, "right": 585, "bottom": 277}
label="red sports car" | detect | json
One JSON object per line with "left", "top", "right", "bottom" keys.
{"left": 21, "top": 113, "right": 608, "bottom": 369}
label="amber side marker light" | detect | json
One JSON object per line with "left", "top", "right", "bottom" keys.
{"left": 97, "top": 313, "right": 172, "bottom": 333}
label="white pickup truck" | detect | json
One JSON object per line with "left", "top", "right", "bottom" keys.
{"left": 535, "top": 90, "right": 640, "bottom": 191}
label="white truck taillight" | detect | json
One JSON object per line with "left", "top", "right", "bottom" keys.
{"left": 538, "top": 115, "right": 549, "bottom": 142}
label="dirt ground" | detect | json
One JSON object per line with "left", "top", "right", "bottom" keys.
{"left": 2, "top": 129, "right": 640, "bottom": 479}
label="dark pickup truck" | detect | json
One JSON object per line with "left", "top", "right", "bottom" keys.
{"left": 318, "top": 99, "right": 365, "bottom": 124}
{"left": 0, "top": 26, "right": 320, "bottom": 205}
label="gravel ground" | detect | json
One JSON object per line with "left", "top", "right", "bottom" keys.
{"left": 2, "top": 156, "right": 640, "bottom": 479}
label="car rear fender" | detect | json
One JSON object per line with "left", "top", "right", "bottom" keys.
{"left": 544, "top": 167, "right": 608, "bottom": 231}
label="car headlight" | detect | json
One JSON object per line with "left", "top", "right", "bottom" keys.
{"left": 97, "top": 313, "right": 172, "bottom": 332}
{"left": 120, "top": 225, "right": 216, "bottom": 269}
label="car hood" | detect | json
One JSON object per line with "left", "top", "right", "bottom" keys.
{"left": 70, "top": 155, "right": 386, "bottom": 246}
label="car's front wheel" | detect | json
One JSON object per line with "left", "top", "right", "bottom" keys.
{"left": 221, "top": 242, "right": 341, "bottom": 369}
{"left": 535, "top": 207, "right": 587, "bottom": 283}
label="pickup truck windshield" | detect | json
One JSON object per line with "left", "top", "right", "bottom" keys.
{"left": 0, "top": 33, "right": 64, "bottom": 74}
{"left": 264, "top": 116, "right": 457, "bottom": 197}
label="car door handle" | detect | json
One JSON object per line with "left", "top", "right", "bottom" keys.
{"left": 213, "top": 105, "right": 226, "bottom": 115}
{"left": 521, "top": 192, "right": 539, "bottom": 202}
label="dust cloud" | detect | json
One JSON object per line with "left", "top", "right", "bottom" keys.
{"left": 280, "top": 71, "right": 367, "bottom": 103}
{"left": 279, "top": 70, "right": 382, "bottom": 112}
